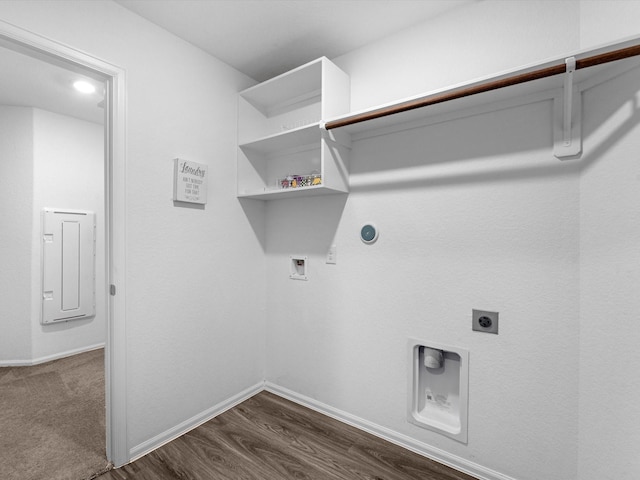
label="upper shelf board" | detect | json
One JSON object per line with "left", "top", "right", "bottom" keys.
{"left": 239, "top": 123, "right": 322, "bottom": 156}
{"left": 240, "top": 57, "right": 324, "bottom": 113}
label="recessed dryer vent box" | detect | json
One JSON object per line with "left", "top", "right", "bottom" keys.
{"left": 289, "top": 255, "right": 308, "bottom": 280}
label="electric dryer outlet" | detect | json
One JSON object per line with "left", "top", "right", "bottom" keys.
{"left": 472, "top": 309, "right": 499, "bottom": 334}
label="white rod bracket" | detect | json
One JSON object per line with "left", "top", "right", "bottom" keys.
{"left": 553, "top": 56, "right": 582, "bottom": 159}
{"left": 563, "top": 57, "right": 576, "bottom": 145}
{"left": 321, "top": 125, "right": 352, "bottom": 149}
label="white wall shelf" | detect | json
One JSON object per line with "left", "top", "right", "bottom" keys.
{"left": 237, "top": 57, "right": 350, "bottom": 199}
{"left": 240, "top": 123, "right": 322, "bottom": 156}
{"left": 324, "top": 36, "right": 640, "bottom": 160}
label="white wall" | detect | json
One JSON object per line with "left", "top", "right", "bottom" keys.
{"left": 0, "top": 0, "right": 265, "bottom": 456}
{"left": 580, "top": 0, "right": 640, "bottom": 50}
{"left": 579, "top": 65, "right": 640, "bottom": 480}
{"left": 31, "top": 108, "right": 105, "bottom": 361}
{"left": 579, "top": 3, "right": 640, "bottom": 480}
{"left": 267, "top": 1, "right": 638, "bottom": 480}
{"left": 0, "top": 106, "right": 33, "bottom": 363}
{"left": 266, "top": 103, "right": 581, "bottom": 480}
{"left": 334, "top": 0, "right": 580, "bottom": 112}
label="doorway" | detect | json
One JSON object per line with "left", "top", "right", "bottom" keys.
{"left": 0, "top": 20, "right": 127, "bottom": 471}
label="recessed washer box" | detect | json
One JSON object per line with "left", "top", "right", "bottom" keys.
{"left": 289, "top": 255, "right": 308, "bottom": 280}
{"left": 408, "top": 339, "right": 469, "bottom": 443}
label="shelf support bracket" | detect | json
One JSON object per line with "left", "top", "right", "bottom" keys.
{"left": 553, "top": 56, "right": 582, "bottom": 159}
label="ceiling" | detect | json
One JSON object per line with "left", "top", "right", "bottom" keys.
{"left": 0, "top": 43, "right": 105, "bottom": 124}
{"left": 1, "top": 0, "right": 476, "bottom": 124}
{"left": 115, "top": 0, "right": 477, "bottom": 82}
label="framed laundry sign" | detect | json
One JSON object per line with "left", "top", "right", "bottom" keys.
{"left": 173, "top": 158, "right": 208, "bottom": 204}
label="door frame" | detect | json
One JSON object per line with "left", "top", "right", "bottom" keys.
{"left": 0, "top": 20, "right": 128, "bottom": 467}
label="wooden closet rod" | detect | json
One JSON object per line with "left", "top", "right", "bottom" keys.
{"left": 324, "top": 44, "right": 640, "bottom": 130}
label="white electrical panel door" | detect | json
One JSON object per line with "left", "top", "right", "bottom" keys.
{"left": 42, "top": 208, "right": 96, "bottom": 324}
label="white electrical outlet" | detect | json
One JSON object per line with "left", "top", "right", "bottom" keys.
{"left": 326, "top": 245, "right": 337, "bottom": 264}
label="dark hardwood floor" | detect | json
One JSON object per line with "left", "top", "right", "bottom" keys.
{"left": 99, "top": 391, "right": 477, "bottom": 480}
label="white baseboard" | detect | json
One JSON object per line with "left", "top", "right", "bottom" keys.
{"left": 0, "top": 343, "right": 105, "bottom": 367}
{"left": 265, "top": 382, "right": 516, "bottom": 480}
{"left": 126, "top": 380, "right": 515, "bottom": 480}
{"left": 129, "top": 381, "right": 265, "bottom": 462}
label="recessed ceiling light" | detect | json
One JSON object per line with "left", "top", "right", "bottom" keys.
{"left": 73, "top": 80, "right": 96, "bottom": 94}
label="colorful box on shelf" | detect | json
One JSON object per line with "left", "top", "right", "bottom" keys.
{"left": 279, "top": 173, "right": 322, "bottom": 189}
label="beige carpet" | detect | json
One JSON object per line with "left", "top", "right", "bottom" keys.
{"left": 0, "top": 348, "right": 110, "bottom": 480}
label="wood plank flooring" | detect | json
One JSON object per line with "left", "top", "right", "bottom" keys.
{"left": 99, "top": 391, "right": 477, "bottom": 480}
